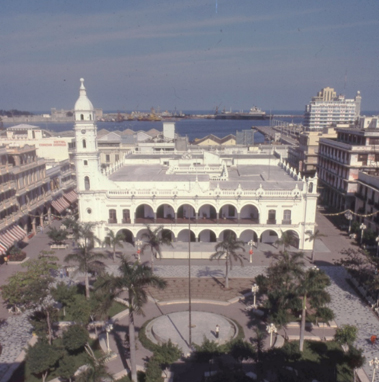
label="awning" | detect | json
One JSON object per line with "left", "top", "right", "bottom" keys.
{"left": 10, "top": 225, "right": 27, "bottom": 241}
{"left": 0, "top": 243, "right": 7, "bottom": 255}
{"left": 63, "top": 190, "right": 78, "bottom": 204}
{"left": 52, "top": 196, "right": 70, "bottom": 214}
{"left": 0, "top": 229, "right": 17, "bottom": 248}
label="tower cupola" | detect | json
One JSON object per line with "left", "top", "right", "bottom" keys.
{"left": 74, "top": 78, "right": 94, "bottom": 121}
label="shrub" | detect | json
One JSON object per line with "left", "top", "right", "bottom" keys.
{"left": 62, "top": 324, "right": 89, "bottom": 352}
{"left": 8, "top": 251, "right": 26, "bottom": 261}
{"left": 153, "top": 340, "right": 181, "bottom": 368}
{"left": 145, "top": 357, "right": 163, "bottom": 382}
{"left": 346, "top": 345, "right": 365, "bottom": 368}
{"left": 334, "top": 325, "right": 358, "bottom": 346}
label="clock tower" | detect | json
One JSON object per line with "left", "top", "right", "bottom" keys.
{"left": 74, "top": 78, "right": 101, "bottom": 192}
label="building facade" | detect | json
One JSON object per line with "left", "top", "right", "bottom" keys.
{"left": 74, "top": 79, "right": 319, "bottom": 255}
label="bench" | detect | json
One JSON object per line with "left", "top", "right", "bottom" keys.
{"left": 50, "top": 244, "right": 68, "bottom": 249}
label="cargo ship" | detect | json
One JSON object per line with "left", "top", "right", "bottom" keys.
{"left": 215, "top": 106, "right": 267, "bottom": 120}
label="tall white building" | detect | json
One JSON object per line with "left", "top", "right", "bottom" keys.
{"left": 74, "top": 79, "right": 319, "bottom": 255}
{"left": 304, "top": 87, "right": 361, "bottom": 131}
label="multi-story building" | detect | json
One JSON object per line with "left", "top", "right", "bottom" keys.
{"left": 318, "top": 123, "right": 379, "bottom": 211}
{"left": 74, "top": 79, "right": 319, "bottom": 254}
{"left": 303, "top": 87, "right": 361, "bottom": 130}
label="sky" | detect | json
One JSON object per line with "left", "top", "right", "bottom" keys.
{"left": 1, "top": 0, "right": 378, "bottom": 112}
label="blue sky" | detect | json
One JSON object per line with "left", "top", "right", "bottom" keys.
{"left": 1, "top": 0, "right": 378, "bottom": 112}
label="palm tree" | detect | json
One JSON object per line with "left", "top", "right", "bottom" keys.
{"left": 108, "top": 256, "right": 167, "bottom": 382}
{"left": 71, "top": 222, "right": 100, "bottom": 249}
{"left": 47, "top": 227, "right": 68, "bottom": 245}
{"left": 210, "top": 234, "right": 246, "bottom": 289}
{"left": 298, "top": 267, "right": 331, "bottom": 351}
{"left": 65, "top": 245, "right": 107, "bottom": 299}
{"left": 306, "top": 229, "right": 326, "bottom": 263}
{"left": 275, "top": 230, "right": 298, "bottom": 251}
{"left": 140, "top": 225, "right": 172, "bottom": 270}
{"left": 103, "top": 228, "right": 125, "bottom": 262}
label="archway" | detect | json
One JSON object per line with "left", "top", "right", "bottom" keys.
{"left": 135, "top": 204, "right": 154, "bottom": 223}
{"left": 162, "top": 229, "right": 175, "bottom": 243}
{"left": 240, "top": 205, "right": 259, "bottom": 224}
{"left": 198, "top": 204, "right": 217, "bottom": 222}
{"left": 260, "top": 229, "right": 279, "bottom": 245}
{"left": 177, "top": 204, "right": 195, "bottom": 223}
{"left": 239, "top": 229, "right": 258, "bottom": 243}
{"left": 177, "top": 229, "right": 196, "bottom": 242}
{"left": 219, "top": 204, "right": 237, "bottom": 223}
{"left": 156, "top": 204, "right": 175, "bottom": 223}
{"left": 219, "top": 229, "right": 237, "bottom": 241}
{"left": 282, "top": 229, "right": 300, "bottom": 249}
{"left": 117, "top": 229, "right": 134, "bottom": 244}
{"left": 198, "top": 229, "right": 217, "bottom": 243}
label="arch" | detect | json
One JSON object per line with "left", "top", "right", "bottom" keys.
{"left": 177, "top": 229, "right": 196, "bottom": 242}
{"left": 239, "top": 229, "right": 258, "bottom": 243}
{"left": 156, "top": 203, "right": 175, "bottom": 222}
{"left": 240, "top": 204, "right": 259, "bottom": 224}
{"left": 177, "top": 204, "right": 195, "bottom": 222}
{"left": 219, "top": 204, "right": 237, "bottom": 221}
{"left": 117, "top": 229, "right": 133, "bottom": 244}
{"left": 162, "top": 229, "right": 175, "bottom": 242}
{"left": 135, "top": 204, "right": 154, "bottom": 223}
{"left": 218, "top": 229, "right": 237, "bottom": 241}
{"left": 198, "top": 229, "right": 217, "bottom": 243}
{"left": 198, "top": 204, "right": 217, "bottom": 221}
{"left": 282, "top": 229, "right": 300, "bottom": 249}
{"left": 260, "top": 229, "right": 280, "bottom": 245}
{"left": 84, "top": 176, "right": 90, "bottom": 190}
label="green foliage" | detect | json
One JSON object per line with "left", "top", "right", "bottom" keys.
{"left": 153, "top": 340, "right": 181, "bottom": 368}
{"left": 66, "top": 294, "right": 91, "bottom": 324}
{"left": 140, "top": 225, "right": 173, "bottom": 259}
{"left": 281, "top": 341, "right": 301, "bottom": 362}
{"left": 47, "top": 227, "right": 68, "bottom": 244}
{"left": 276, "top": 230, "right": 298, "bottom": 250}
{"left": 57, "top": 354, "right": 77, "bottom": 381}
{"left": 29, "top": 308, "right": 58, "bottom": 339}
{"left": 26, "top": 341, "right": 62, "bottom": 381}
{"left": 334, "top": 325, "right": 358, "bottom": 346}
{"left": 75, "top": 354, "right": 114, "bottom": 382}
{"left": 351, "top": 220, "right": 360, "bottom": 234}
{"left": 51, "top": 282, "right": 78, "bottom": 311}
{"left": 62, "top": 325, "right": 89, "bottom": 352}
{"left": 144, "top": 357, "right": 163, "bottom": 382}
{"left": 207, "top": 364, "right": 253, "bottom": 382}
{"left": 346, "top": 345, "right": 365, "bottom": 368}
{"left": 193, "top": 336, "right": 223, "bottom": 362}
{"left": 227, "top": 339, "right": 255, "bottom": 362}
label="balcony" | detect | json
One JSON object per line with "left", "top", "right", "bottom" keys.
{"left": 122, "top": 218, "right": 131, "bottom": 224}
{"left": 282, "top": 219, "right": 292, "bottom": 225}
{"left": 108, "top": 218, "right": 118, "bottom": 224}
{"left": 267, "top": 219, "right": 276, "bottom": 225}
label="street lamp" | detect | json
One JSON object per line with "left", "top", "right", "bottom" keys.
{"left": 369, "top": 357, "right": 379, "bottom": 382}
{"left": 248, "top": 240, "right": 255, "bottom": 263}
{"left": 345, "top": 212, "right": 353, "bottom": 233}
{"left": 376, "top": 236, "right": 379, "bottom": 257}
{"left": 105, "top": 323, "right": 113, "bottom": 353}
{"left": 266, "top": 323, "right": 277, "bottom": 347}
{"left": 252, "top": 283, "right": 259, "bottom": 309}
{"left": 360, "top": 223, "right": 367, "bottom": 246}
{"left": 135, "top": 239, "right": 142, "bottom": 262}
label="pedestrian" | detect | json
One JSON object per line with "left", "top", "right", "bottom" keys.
{"left": 215, "top": 324, "right": 219, "bottom": 339}
{"left": 59, "top": 269, "right": 63, "bottom": 279}
{"left": 371, "top": 335, "right": 377, "bottom": 345}
{"left": 4, "top": 255, "right": 8, "bottom": 265}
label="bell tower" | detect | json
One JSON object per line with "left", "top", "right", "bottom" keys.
{"left": 74, "top": 78, "right": 101, "bottom": 192}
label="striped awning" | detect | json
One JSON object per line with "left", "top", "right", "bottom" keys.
{"left": 52, "top": 196, "right": 70, "bottom": 214}
{"left": 63, "top": 190, "right": 78, "bottom": 204}
{"left": 0, "top": 243, "right": 7, "bottom": 255}
{"left": 0, "top": 224, "right": 26, "bottom": 249}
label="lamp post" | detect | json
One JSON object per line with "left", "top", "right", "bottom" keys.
{"left": 345, "top": 212, "right": 353, "bottom": 233}
{"left": 360, "top": 223, "right": 367, "bottom": 246}
{"left": 105, "top": 323, "right": 113, "bottom": 353}
{"left": 266, "top": 323, "right": 277, "bottom": 347}
{"left": 252, "top": 283, "right": 259, "bottom": 309}
{"left": 369, "top": 357, "right": 379, "bottom": 382}
{"left": 376, "top": 236, "right": 379, "bottom": 257}
{"left": 135, "top": 239, "right": 142, "bottom": 262}
{"left": 248, "top": 240, "right": 254, "bottom": 263}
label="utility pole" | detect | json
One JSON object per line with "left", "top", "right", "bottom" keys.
{"left": 188, "top": 222, "right": 192, "bottom": 349}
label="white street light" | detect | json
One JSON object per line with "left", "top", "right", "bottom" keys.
{"left": 252, "top": 283, "right": 259, "bottom": 309}
{"left": 105, "top": 323, "right": 113, "bottom": 353}
{"left": 136, "top": 239, "right": 143, "bottom": 262}
{"left": 369, "top": 357, "right": 379, "bottom": 382}
{"left": 360, "top": 223, "right": 367, "bottom": 246}
{"left": 345, "top": 212, "right": 353, "bottom": 233}
{"left": 248, "top": 240, "right": 255, "bottom": 263}
{"left": 266, "top": 323, "right": 277, "bottom": 347}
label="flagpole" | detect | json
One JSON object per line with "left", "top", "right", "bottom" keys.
{"left": 188, "top": 221, "right": 192, "bottom": 348}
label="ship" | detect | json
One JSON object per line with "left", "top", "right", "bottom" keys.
{"left": 215, "top": 106, "right": 267, "bottom": 120}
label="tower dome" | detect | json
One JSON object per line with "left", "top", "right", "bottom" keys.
{"left": 74, "top": 78, "right": 94, "bottom": 111}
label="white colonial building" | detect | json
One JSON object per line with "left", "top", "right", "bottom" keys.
{"left": 74, "top": 79, "right": 318, "bottom": 257}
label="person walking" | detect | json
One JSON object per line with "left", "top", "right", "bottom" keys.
{"left": 371, "top": 335, "right": 377, "bottom": 345}
{"left": 4, "top": 255, "right": 8, "bottom": 265}
{"left": 215, "top": 324, "right": 220, "bottom": 339}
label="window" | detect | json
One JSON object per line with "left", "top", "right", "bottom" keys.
{"left": 375, "top": 154, "right": 379, "bottom": 162}
{"left": 358, "top": 154, "right": 368, "bottom": 165}
{"left": 106, "top": 155, "right": 110, "bottom": 163}
{"left": 87, "top": 208, "right": 92, "bottom": 214}
{"left": 81, "top": 114, "right": 84, "bottom": 120}
{"left": 109, "top": 209, "right": 117, "bottom": 223}
{"left": 84, "top": 160, "right": 88, "bottom": 166}
{"left": 268, "top": 210, "right": 276, "bottom": 224}
{"left": 83, "top": 139, "right": 86, "bottom": 149}
{"left": 84, "top": 176, "right": 90, "bottom": 190}
{"left": 283, "top": 210, "right": 291, "bottom": 224}
{"left": 122, "top": 209, "right": 130, "bottom": 223}
{"left": 308, "top": 182, "right": 313, "bottom": 193}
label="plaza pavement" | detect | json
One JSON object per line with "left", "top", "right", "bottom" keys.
{"left": 0, "top": 211, "right": 378, "bottom": 381}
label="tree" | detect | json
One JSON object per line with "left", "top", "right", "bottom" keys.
{"left": 153, "top": 340, "right": 182, "bottom": 369}
{"left": 228, "top": 339, "right": 256, "bottom": 363}
{"left": 106, "top": 256, "right": 167, "bottom": 382}
{"left": 75, "top": 350, "right": 114, "bottom": 382}
{"left": 26, "top": 341, "right": 61, "bottom": 382}
{"left": 63, "top": 325, "right": 90, "bottom": 352}
{"left": 104, "top": 228, "right": 125, "bottom": 262}
{"left": 210, "top": 234, "right": 246, "bottom": 289}
{"left": 275, "top": 230, "right": 298, "bottom": 251}
{"left": 65, "top": 245, "right": 107, "bottom": 299}
{"left": 140, "top": 225, "right": 173, "bottom": 270}
{"left": 58, "top": 354, "right": 77, "bottom": 382}
{"left": 298, "top": 267, "right": 331, "bottom": 352}
{"left": 66, "top": 294, "right": 92, "bottom": 324}
{"left": 306, "top": 229, "right": 326, "bottom": 262}
{"left": 47, "top": 227, "right": 68, "bottom": 245}
{"left": 334, "top": 324, "right": 358, "bottom": 348}
{"left": 51, "top": 282, "right": 77, "bottom": 317}
{"left": 145, "top": 357, "right": 164, "bottom": 382}
{"left": 2, "top": 253, "right": 58, "bottom": 344}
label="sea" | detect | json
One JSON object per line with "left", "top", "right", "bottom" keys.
{"left": 3, "top": 110, "right": 309, "bottom": 144}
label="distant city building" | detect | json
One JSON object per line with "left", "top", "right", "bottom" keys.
{"left": 74, "top": 78, "right": 318, "bottom": 253}
{"left": 303, "top": 87, "right": 361, "bottom": 131}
